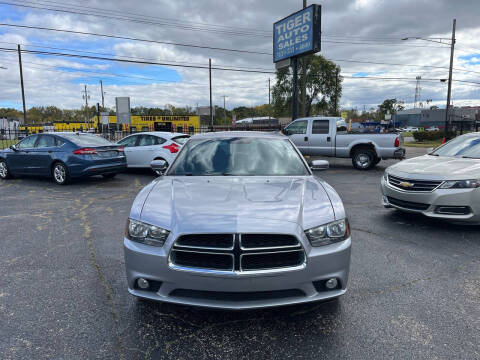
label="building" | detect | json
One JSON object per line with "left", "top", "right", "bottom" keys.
{"left": 393, "top": 107, "right": 479, "bottom": 130}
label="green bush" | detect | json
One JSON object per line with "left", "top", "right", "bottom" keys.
{"left": 412, "top": 131, "right": 455, "bottom": 142}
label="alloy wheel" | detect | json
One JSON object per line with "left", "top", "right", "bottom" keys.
{"left": 0, "top": 161, "right": 7, "bottom": 178}
{"left": 53, "top": 164, "right": 66, "bottom": 184}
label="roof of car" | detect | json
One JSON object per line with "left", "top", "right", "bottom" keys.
{"left": 190, "top": 131, "right": 284, "bottom": 139}
{"left": 129, "top": 131, "right": 188, "bottom": 138}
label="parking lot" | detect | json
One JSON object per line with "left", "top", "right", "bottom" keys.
{"left": 1, "top": 146, "right": 479, "bottom": 360}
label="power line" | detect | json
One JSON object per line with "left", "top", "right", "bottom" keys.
{"left": 0, "top": 23, "right": 271, "bottom": 56}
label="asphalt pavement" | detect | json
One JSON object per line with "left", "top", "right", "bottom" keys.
{"left": 1, "top": 147, "right": 479, "bottom": 360}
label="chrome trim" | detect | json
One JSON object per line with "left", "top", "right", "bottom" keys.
{"left": 387, "top": 174, "right": 444, "bottom": 193}
{"left": 169, "top": 233, "right": 306, "bottom": 275}
{"left": 174, "top": 234, "right": 235, "bottom": 251}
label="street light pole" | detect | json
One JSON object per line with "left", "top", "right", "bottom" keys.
{"left": 444, "top": 19, "right": 456, "bottom": 141}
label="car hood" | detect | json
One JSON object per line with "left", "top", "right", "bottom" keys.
{"left": 137, "top": 176, "right": 338, "bottom": 232}
{"left": 388, "top": 154, "right": 480, "bottom": 179}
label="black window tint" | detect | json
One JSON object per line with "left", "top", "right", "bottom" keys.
{"left": 172, "top": 135, "right": 190, "bottom": 145}
{"left": 138, "top": 135, "right": 156, "bottom": 146}
{"left": 118, "top": 135, "right": 138, "bottom": 147}
{"left": 168, "top": 137, "right": 309, "bottom": 176}
{"left": 312, "top": 120, "right": 330, "bottom": 134}
{"left": 285, "top": 120, "right": 308, "bottom": 135}
{"left": 61, "top": 134, "right": 114, "bottom": 146}
{"left": 17, "top": 135, "right": 38, "bottom": 149}
{"left": 36, "top": 135, "right": 56, "bottom": 148}
{"left": 155, "top": 137, "right": 166, "bottom": 145}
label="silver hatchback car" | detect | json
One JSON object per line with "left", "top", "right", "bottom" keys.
{"left": 124, "top": 132, "right": 351, "bottom": 309}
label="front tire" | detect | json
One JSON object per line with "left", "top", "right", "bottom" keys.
{"left": 52, "top": 162, "right": 70, "bottom": 185}
{"left": 352, "top": 148, "right": 376, "bottom": 170}
{"left": 0, "top": 159, "right": 12, "bottom": 179}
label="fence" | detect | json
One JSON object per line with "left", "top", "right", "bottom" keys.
{"left": 0, "top": 123, "right": 283, "bottom": 150}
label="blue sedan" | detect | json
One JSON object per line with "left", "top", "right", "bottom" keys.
{"left": 0, "top": 132, "right": 127, "bottom": 185}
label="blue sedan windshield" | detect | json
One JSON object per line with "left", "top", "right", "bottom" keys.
{"left": 168, "top": 137, "right": 309, "bottom": 176}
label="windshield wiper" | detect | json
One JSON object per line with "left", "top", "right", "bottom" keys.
{"left": 428, "top": 153, "right": 439, "bottom": 156}
{"left": 461, "top": 156, "right": 479, "bottom": 159}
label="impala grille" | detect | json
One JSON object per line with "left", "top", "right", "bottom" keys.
{"left": 388, "top": 174, "right": 442, "bottom": 192}
{"left": 169, "top": 234, "right": 305, "bottom": 273}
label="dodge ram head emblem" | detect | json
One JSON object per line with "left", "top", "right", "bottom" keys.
{"left": 399, "top": 181, "right": 414, "bottom": 188}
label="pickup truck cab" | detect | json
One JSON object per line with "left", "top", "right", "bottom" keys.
{"left": 284, "top": 117, "right": 405, "bottom": 170}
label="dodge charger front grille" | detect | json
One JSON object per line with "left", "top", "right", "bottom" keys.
{"left": 388, "top": 174, "right": 442, "bottom": 192}
{"left": 170, "top": 234, "right": 305, "bottom": 273}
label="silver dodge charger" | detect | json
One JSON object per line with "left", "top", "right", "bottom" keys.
{"left": 124, "top": 132, "right": 351, "bottom": 309}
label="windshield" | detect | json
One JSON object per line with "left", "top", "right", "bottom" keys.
{"left": 431, "top": 134, "right": 480, "bottom": 158}
{"left": 168, "top": 137, "right": 309, "bottom": 176}
{"left": 60, "top": 133, "right": 115, "bottom": 147}
{"left": 172, "top": 135, "right": 190, "bottom": 145}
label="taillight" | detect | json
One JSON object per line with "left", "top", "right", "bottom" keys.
{"left": 394, "top": 137, "right": 400, "bottom": 147}
{"left": 162, "top": 143, "right": 179, "bottom": 153}
{"left": 117, "top": 146, "right": 124, "bottom": 152}
{"left": 73, "top": 148, "right": 97, "bottom": 155}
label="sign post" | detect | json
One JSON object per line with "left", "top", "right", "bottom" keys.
{"left": 273, "top": 4, "right": 321, "bottom": 121}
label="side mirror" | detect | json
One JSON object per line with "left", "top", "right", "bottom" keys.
{"left": 9, "top": 144, "right": 17, "bottom": 151}
{"left": 311, "top": 159, "right": 329, "bottom": 171}
{"left": 151, "top": 159, "right": 168, "bottom": 176}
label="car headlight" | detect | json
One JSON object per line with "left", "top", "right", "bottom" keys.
{"left": 305, "top": 219, "right": 350, "bottom": 247}
{"left": 126, "top": 218, "right": 169, "bottom": 246}
{"left": 383, "top": 171, "right": 388, "bottom": 181}
{"left": 439, "top": 179, "right": 480, "bottom": 189}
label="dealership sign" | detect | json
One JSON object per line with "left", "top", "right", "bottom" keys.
{"left": 273, "top": 4, "right": 321, "bottom": 63}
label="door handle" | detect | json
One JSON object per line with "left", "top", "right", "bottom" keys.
{"left": 327, "top": 137, "right": 331, "bottom": 142}
{"left": 304, "top": 136, "right": 308, "bottom": 141}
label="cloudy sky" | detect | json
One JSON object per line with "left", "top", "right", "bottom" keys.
{"left": 0, "top": 0, "right": 479, "bottom": 112}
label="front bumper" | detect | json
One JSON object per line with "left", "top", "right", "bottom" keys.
{"left": 124, "top": 236, "right": 351, "bottom": 310}
{"left": 381, "top": 176, "right": 480, "bottom": 224}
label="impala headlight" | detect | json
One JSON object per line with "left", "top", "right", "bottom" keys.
{"left": 305, "top": 219, "right": 350, "bottom": 247}
{"left": 126, "top": 218, "right": 169, "bottom": 246}
{"left": 439, "top": 179, "right": 480, "bottom": 189}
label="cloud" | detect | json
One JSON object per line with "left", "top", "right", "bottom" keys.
{"left": 0, "top": 0, "right": 479, "bottom": 111}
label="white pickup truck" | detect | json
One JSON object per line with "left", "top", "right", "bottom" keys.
{"left": 284, "top": 117, "right": 405, "bottom": 170}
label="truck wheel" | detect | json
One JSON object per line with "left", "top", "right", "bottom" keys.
{"left": 352, "top": 148, "right": 376, "bottom": 170}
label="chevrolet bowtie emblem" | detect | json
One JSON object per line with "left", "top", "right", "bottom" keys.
{"left": 399, "top": 181, "right": 414, "bottom": 188}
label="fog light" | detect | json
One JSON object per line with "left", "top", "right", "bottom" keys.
{"left": 325, "top": 278, "right": 338, "bottom": 289}
{"left": 137, "top": 278, "right": 149, "bottom": 289}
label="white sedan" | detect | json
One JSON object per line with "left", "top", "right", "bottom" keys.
{"left": 117, "top": 132, "right": 189, "bottom": 168}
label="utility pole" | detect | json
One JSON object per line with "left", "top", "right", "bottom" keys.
{"left": 334, "top": 68, "right": 339, "bottom": 116}
{"left": 17, "top": 44, "right": 27, "bottom": 124}
{"left": 222, "top": 95, "right": 227, "bottom": 125}
{"left": 99, "top": 80, "right": 105, "bottom": 109}
{"left": 209, "top": 58, "right": 213, "bottom": 131}
{"left": 82, "top": 85, "right": 90, "bottom": 131}
{"left": 300, "top": 0, "right": 307, "bottom": 117}
{"left": 292, "top": 57, "right": 298, "bottom": 121}
{"left": 268, "top": 77, "right": 271, "bottom": 120}
{"left": 444, "top": 18, "right": 456, "bottom": 141}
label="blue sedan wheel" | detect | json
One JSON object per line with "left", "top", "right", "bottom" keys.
{"left": 0, "top": 159, "right": 12, "bottom": 179}
{"left": 52, "top": 162, "right": 70, "bottom": 185}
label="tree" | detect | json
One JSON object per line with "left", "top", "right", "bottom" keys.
{"left": 378, "top": 99, "right": 405, "bottom": 119}
{"left": 272, "top": 54, "right": 342, "bottom": 118}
